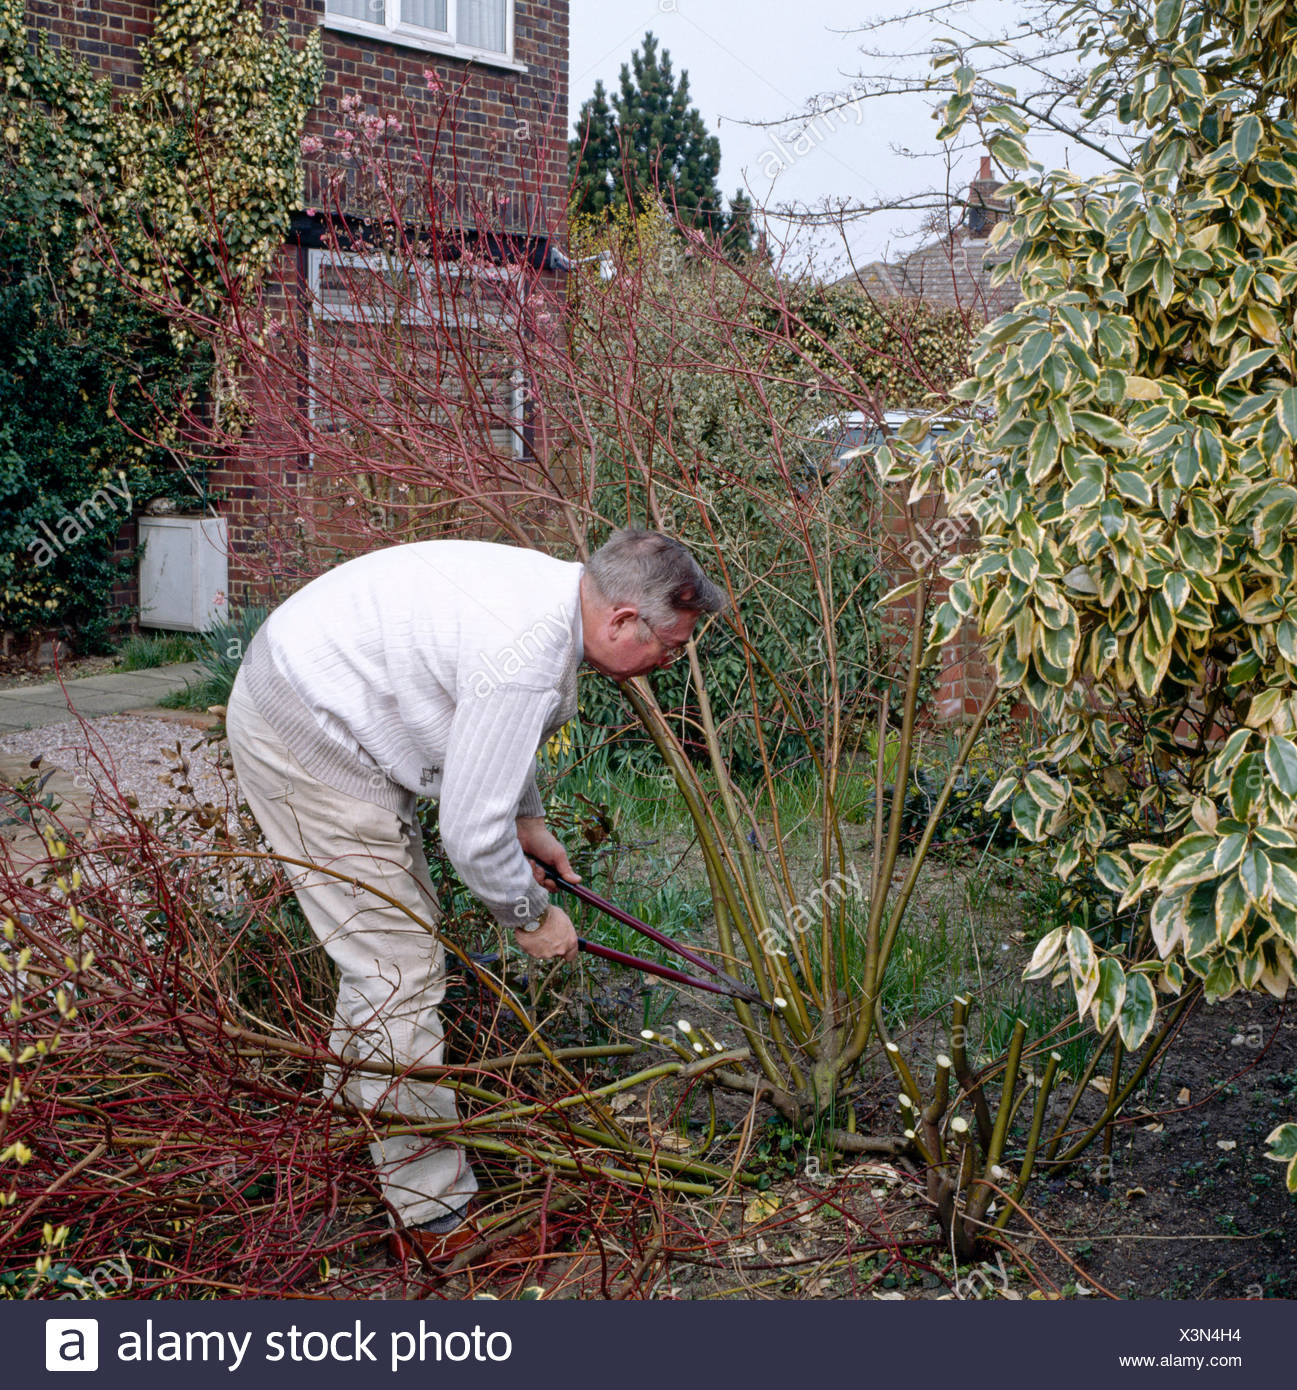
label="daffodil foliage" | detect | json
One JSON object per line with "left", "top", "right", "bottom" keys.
{"left": 892, "top": 0, "right": 1297, "bottom": 1049}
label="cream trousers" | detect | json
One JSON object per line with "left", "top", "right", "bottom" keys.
{"left": 225, "top": 669, "right": 478, "bottom": 1227}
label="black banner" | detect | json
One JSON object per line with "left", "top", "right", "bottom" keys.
{"left": 2, "top": 1298, "right": 1289, "bottom": 1388}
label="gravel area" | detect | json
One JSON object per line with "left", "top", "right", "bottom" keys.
{"left": 0, "top": 713, "right": 234, "bottom": 815}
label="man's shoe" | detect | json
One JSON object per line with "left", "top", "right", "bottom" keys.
{"left": 388, "top": 1203, "right": 482, "bottom": 1266}
{"left": 387, "top": 1201, "right": 544, "bottom": 1269}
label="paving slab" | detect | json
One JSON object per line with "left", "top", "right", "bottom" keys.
{"left": 58, "top": 670, "right": 201, "bottom": 692}
{"left": 0, "top": 662, "right": 202, "bottom": 733}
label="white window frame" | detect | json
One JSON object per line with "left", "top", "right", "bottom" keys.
{"left": 306, "top": 247, "right": 527, "bottom": 462}
{"left": 322, "top": 0, "right": 525, "bottom": 72}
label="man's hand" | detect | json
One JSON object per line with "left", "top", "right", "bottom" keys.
{"left": 514, "top": 906, "right": 579, "bottom": 962}
{"left": 516, "top": 816, "right": 581, "bottom": 890}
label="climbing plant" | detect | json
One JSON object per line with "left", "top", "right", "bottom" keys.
{"left": 0, "top": 0, "right": 320, "bottom": 645}
{"left": 766, "top": 282, "right": 972, "bottom": 409}
{"left": 74, "top": 0, "right": 323, "bottom": 311}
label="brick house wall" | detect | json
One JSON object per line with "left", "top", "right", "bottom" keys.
{"left": 28, "top": 0, "right": 151, "bottom": 89}
{"left": 869, "top": 485, "right": 998, "bottom": 727}
{"left": 33, "top": 0, "right": 571, "bottom": 626}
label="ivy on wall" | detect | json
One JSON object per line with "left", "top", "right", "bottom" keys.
{"left": 0, "top": 0, "right": 321, "bottom": 646}
{"left": 90, "top": 0, "right": 323, "bottom": 309}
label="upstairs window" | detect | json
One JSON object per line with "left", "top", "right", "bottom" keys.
{"left": 324, "top": 0, "right": 513, "bottom": 61}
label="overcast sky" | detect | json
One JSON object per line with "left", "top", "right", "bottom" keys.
{"left": 567, "top": 0, "right": 1107, "bottom": 277}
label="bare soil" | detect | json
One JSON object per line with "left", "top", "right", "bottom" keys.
{"left": 0, "top": 653, "right": 123, "bottom": 690}
{"left": 1019, "top": 989, "right": 1296, "bottom": 1300}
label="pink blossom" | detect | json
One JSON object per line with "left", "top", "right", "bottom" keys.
{"left": 299, "top": 134, "right": 323, "bottom": 155}
{"left": 423, "top": 68, "right": 443, "bottom": 93}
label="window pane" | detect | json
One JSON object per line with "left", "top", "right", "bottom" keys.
{"left": 403, "top": 0, "right": 447, "bottom": 31}
{"left": 458, "top": 0, "right": 507, "bottom": 51}
{"left": 308, "top": 251, "right": 526, "bottom": 468}
{"left": 328, "top": 0, "right": 383, "bottom": 22}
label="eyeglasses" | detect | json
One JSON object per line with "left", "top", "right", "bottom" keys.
{"left": 640, "top": 616, "right": 691, "bottom": 665}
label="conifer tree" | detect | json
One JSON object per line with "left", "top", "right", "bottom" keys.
{"left": 570, "top": 31, "right": 752, "bottom": 253}
{"left": 723, "top": 187, "right": 756, "bottom": 259}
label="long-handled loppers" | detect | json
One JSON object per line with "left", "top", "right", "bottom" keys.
{"left": 527, "top": 856, "right": 771, "bottom": 1010}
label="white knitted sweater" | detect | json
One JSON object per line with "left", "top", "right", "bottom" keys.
{"left": 239, "top": 541, "right": 584, "bottom": 928}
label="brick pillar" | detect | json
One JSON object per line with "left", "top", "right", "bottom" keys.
{"left": 870, "top": 480, "right": 996, "bottom": 723}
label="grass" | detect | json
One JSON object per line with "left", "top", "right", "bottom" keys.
{"left": 979, "top": 989, "right": 1093, "bottom": 1079}
{"left": 580, "top": 855, "right": 713, "bottom": 960}
{"left": 115, "top": 630, "right": 198, "bottom": 669}
{"left": 877, "top": 898, "right": 969, "bottom": 1029}
{"left": 158, "top": 675, "right": 231, "bottom": 711}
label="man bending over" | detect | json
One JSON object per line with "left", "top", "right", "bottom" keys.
{"left": 225, "top": 529, "right": 723, "bottom": 1260}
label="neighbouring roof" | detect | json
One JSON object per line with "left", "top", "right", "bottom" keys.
{"left": 835, "top": 158, "right": 1020, "bottom": 321}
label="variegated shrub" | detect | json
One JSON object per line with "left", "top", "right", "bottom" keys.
{"left": 892, "top": 0, "right": 1297, "bottom": 1059}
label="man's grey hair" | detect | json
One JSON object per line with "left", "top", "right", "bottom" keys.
{"left": 585, "top": 529, "right": 726, "bottom": 627}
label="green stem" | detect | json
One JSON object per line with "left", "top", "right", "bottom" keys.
{"left": 1044, "top": 1020, "right": 1118, "bottom": 1162}
{"left": 965, "top": 1017, "right": 1026, "bottom": 1225}
{"left": 845, "top": 688, "right": 1000, "bottom": 1068}
{"left": 1103, "top": 1034, "right": 1125, "bottom": 1161}
{"left": 995, "top": 1050, "right": 1062, "bottom": 1230}
{"left": 444, "top": 1136, "right": 720, "bottom": 1196}
{"left": 857, "top": 578, "right": 929, "bottom": 1049}
{"left": 949, "top": 994, "right": 994, "bottom": 1151}
{"left": 1048, "top": 991, "right": 1195, "bottom": 1167}
{"left": 622, "top": 680, "right": 788, "bottom": 1087}
{"left": 685, "top": 640, "right": 788, "bottom": 1004}
{"left": 885, "top": 1041, "right": 924, "bottom": 1108}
